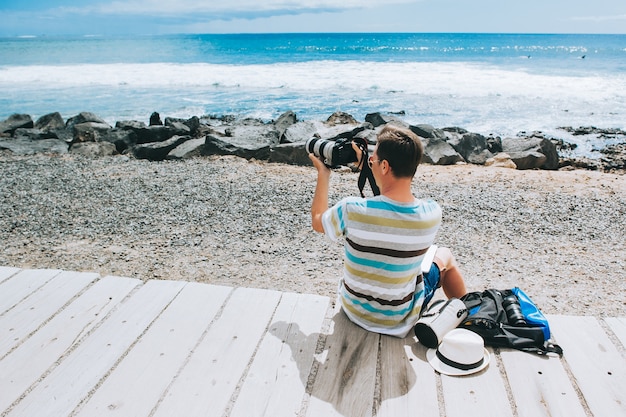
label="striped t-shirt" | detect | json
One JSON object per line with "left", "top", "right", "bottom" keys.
{"left": 321, "top": 195, "right": 442, "bottom": 337}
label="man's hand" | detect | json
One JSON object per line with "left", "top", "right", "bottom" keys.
{"left": 308, "top": 153, "right": 331, "bottom": 177}
{"left": 351, "top": 141, "right": 365, "bottom": 169}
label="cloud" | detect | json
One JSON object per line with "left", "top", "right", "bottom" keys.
{"left": 51, "top": 0, "right": 415, "bottom": 18}
{"left": 570, "top": 14, "right": 626, "bottom": 23}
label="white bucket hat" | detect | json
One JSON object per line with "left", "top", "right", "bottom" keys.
{"left": 426, "top": 328, "right": 490, "bottom": 376}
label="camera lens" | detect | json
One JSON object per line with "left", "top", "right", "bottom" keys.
{"left": 502, "top": 294, "right": 526, "bottom": 326}
{"left": 306, "top": 136, "right": 338, "bottom": 167}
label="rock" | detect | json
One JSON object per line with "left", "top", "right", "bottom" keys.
{"left": 149, "top": 112, "right": 163, "bottom": 126}
{"left": 282, "top": 121, "right": 322, "bottom": 144}
{"left": 133, "top": 135, "right": 190, "bottom": 161}
{"left": 446, "top": 132, "right": 495, "bottom": 165}
{"left": 485, "top": 153, "right": 517, "bottom": 169}
{"left": 101, "top": 129, "right": 138, "bottom": 153}
{"left": 167, "top": 137, "right": 205, "bottom": 159}
{"left": 410, "top": 124, "right": 447, "bottom": 140}
{"left": 203, "top": 134, "right": 272, "bottom": 160}
{"left": 70, "top": 141, "right": 118, "bottom": 157}
{"left": 35, "top": 112, "right": 65, "bottom": 131}
{"left": 14, "top": 128, "right": 54, "bottom": 140}
{"left": 0, "top": 137, "right": 68, "bottom": 154}
{"left": 365, "top": 112, "right": 406, "bottom": 128}
{"left": 201, "top": 119, "right": 281, "bottom": 160}
{"left": 66, "top": 112, "right": 108, "bottom": 130}
{"left": 420, "top": 136, "right": 464, "bottom": 165}
{"left": 326, "top": 111, "right": 358, "bottom": 126}
{"left": 164, "top": 121, "right": 191, "bottom": 136}
{"left": 502, "top": 136, "right": 559, "bottom": 170}
{"left": 269, "top": 142, "right": 309, "bottom": 165}
{"left": 116, "top": 120, "right": 147, "bottom": 130}
{"left": 134, "top": 125, "right": 179, "bottom": 144}
{"left": 165, "top": 116, "right": 200, "bottom": 136}
{"left": 275, "top": 111, "right": 297, "bottom": 140}
{"left": 0, "top": 114, "right": 34, "bottom": 135}
{"left": 73, "top": 122, "right": 112, "bottom": 143}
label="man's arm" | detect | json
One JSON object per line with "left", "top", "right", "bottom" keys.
{"left": 309, "top": 153, "right": 330, "bottom": 233}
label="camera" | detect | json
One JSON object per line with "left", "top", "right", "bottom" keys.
{"left": 306, "top": 135, "right": 358, "bottom": 168}
{"left": 502, "top": 294, "right": 526, "bottom": 326}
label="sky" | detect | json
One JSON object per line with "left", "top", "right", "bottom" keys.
{"left": 0, "top": 0, "right": 625, "bottom": 36}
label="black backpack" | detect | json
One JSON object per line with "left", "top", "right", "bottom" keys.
{"left": 459, "top": 287, "right": 563, "bottom": 356}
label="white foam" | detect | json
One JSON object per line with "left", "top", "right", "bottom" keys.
{"left": 1, "top": 61, "right": 623, "bottom": 100}
{"left": 1, "top": 61, "right": 624, "bottom": 156}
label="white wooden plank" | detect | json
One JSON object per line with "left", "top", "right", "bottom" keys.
{"left": 230, "top": 292, "right": 330, "bottom": 417}
{"left": 605, "top": 317, "right": 626, "bottom": 348}
{"left": 152, "top": 287, "right": 283, "bottom": 417}
{"left": 0, "top": 275, "right": 140, "bottom": 414}
{"left": 377, "top": 336, "right": 440, "bottom": 417}
{"left": 441, "top": 348, "right": 514, "bottom": 417}
{"left": 5, "top": 279, "right": 185, "bottom": 417}
{"left": 548, "top": 315, "right": 626, "bottom": 417}
{"left": 74, "top": 283, "right": 233, "bottom": 417}
{"left": 306, "top": 308, "right": 379, "bottom": 417}
{"left": 0, "top": 268, "right": 61, "bottom": 314}
{"left": 0, "top": 266, "right": 20, "bottom": 284}
{"left": 500, "top": 349, "right": 586, "bottom": 417}
{"left": 0, "top": 270, "right": 98, "bottom": 357}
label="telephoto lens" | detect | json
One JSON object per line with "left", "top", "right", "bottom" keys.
{"left": 502, "top": 294, "right": 526, "bottom": 326}
{"left": 305, "top": 136, "right": 357, "bottom": 168}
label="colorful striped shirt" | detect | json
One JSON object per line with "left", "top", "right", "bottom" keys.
{"left": 321, "top": 195, "right": 442, "bottom": 337}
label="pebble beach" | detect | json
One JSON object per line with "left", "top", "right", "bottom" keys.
{"left": 1, "top": 153, "right": 624, "bottom": 317}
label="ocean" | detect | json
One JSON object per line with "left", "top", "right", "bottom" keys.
{"left": 1, "top": 33, "right": 625, "bottom": 157}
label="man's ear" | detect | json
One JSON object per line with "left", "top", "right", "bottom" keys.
{"left": 381, "top": 160, "right": 391, "bottom": 175}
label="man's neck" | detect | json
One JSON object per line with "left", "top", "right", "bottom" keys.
{"left": 379, "top": 178, "right": 415, "bottom": 203}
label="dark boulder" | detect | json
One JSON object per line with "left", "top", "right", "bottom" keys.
{"left": 149, "top": 112, "right": 163, "bottom": 126}
{"left": 201, "top": 119, "right": 280, "bottom": 160}
{"left": 275, "top": 111, "right": 297, "bottom": 141}
{"left": 445, "top": 132, "right": 495, "bottom": 165}
{"left": 269, "top": 142, "right": 310, "bottom": 165}
{"left": 365, "top": 112, "right": 405, "bottom": 128}
{"left": 165, "top": 116, "right": 200, "bottom": 136}
{"left": 35, "top": 112, "right": 65, "bottom": 131}
{"left": 0, "top": 137, "right": 68, "bottom": 154}
{"left": 70, "top": 141, "right": 117, "bottom": 157}
{"left": 101, "top": 129, "right": 138, "bottom": 153}
{"left": 326, "top": 111, "right": 358, "bottom": 126}
{"left": 420, "top": 136, "right": 464, "bottom": 165}
{"left": 73, "top": 122, "right": 112, "bottom": 143}
{"left": 167, "top": 137, "right": 206, "bottom": 159}
{"left": 134, "top": 125, "right": 180, "bottom": 144}
{"left": 66, "top": 112, "right": 108, "bottom": 130}
{"left": 133, "top": 135, "right": 190, "bottom": 161}
{"left": 409, "top": 124, "right": 447, "bottom": 140}
{"left": 502, "top": 137, "right": 559, "bottom": 170}
{"left": 203, "top": 134, "right": 272, "bottom": 160}
{"left": 116, "top": 120, "right": 147, "bottom": 130}
{"left": 0, "top": 114, "right": 34, "bottom": 135}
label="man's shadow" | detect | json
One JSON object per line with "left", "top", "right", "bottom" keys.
{"left": 269, "top": 309, "right": 432, "bottom": 416}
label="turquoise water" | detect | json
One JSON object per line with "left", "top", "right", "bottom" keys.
{"left": 1, "top": 33, "right": 625, "bottom": 156}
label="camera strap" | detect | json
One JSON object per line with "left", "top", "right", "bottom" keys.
{"left": 354, "top": 139, "right": 380, "bottom": 197}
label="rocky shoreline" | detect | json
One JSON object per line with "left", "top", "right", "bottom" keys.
{"left": 1, "top": 110, "right": 625, "bottom": 172}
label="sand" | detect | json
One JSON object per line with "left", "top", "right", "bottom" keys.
{"left": 1, "top": 153, "right": 624, "bottom": 317}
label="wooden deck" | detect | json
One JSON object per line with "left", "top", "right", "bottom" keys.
{"left": 1, "top": 266, "right": 624, "bottom": 417}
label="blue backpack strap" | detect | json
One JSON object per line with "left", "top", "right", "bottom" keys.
{"left": 512, "top": 287, "right": 551, "bottom": 341}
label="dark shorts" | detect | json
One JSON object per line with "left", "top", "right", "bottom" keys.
{"left": 422, "top": 262, "right": 442, "bottom": 308}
